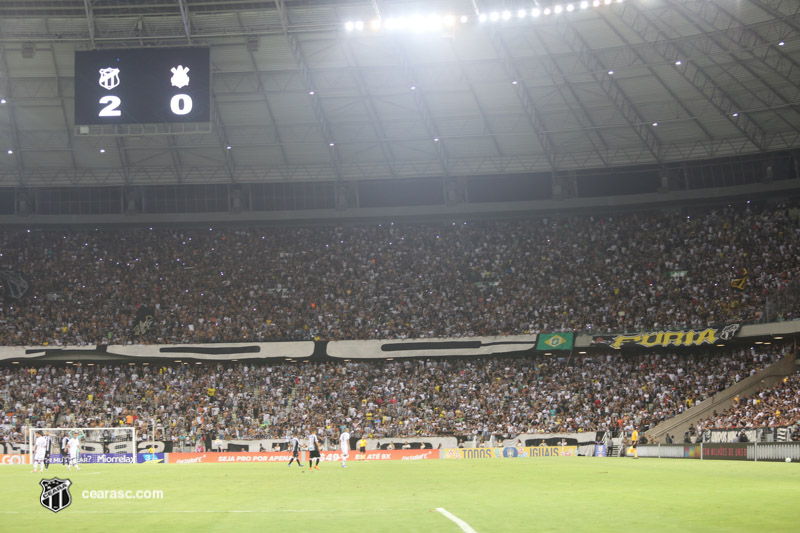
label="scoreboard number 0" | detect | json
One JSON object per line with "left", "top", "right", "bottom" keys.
{"left": 170, "top": 94, "right": 193, "bottom": 115}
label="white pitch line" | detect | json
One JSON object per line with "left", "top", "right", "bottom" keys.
{"left": 436, "top": 507, "right": 478, "bottom": 533}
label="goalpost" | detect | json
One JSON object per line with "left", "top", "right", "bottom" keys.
{"left": 28, "top": 427, "right": 137, "bottom": 466}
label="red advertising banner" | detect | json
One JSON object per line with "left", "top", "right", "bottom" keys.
{"left": 0, "top": 454, "right": 29, "bottom": 465}
{"left": 167, "top": 449, "right": 435, "bottom": 464}
{"left": 702, "top": 443, "right": 749, "bottom": 460}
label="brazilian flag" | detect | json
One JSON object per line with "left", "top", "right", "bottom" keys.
{"left": 537, "top": 332, "right": 574, "bottom": 351}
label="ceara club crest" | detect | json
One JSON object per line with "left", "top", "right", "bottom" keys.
{"left": 98, "top": 67, "right": 120, "bottom": 90}
{"left": 39, "top": 477, "right": 72, "bottom": 513}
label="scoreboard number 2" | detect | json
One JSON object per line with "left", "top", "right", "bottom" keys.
{"left": 98, "top": 95, "right": 122, "bottom": 117}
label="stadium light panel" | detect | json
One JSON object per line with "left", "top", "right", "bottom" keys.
{"left": 532, "top": 8, "right": 541, "bottom": 17}
{"left": 490, "top": 12, "right": 500, "bottom": 21}
{"left": 544, "top": 7, "right": 552, "bottom": 15}
{"left": 605, "top": 0, "right": 612, "bottom": 5}
{"left": 0, "top": 98, "right": 6, "bottom": 104}
{"left": 345, "top": 21, "right": 354, "bottom": 32}
{"left": 554, "top": 5, "right": 563, "bottom": 14}
{"left": 518, "top": 9, "right": 527, "bottom": 18}
{"left": 444, "top": 15, "right": 455, "bottom": 26}
{"left": 581, "top": 1, "right": 589, "bottom": 8}
{"left": 370, "top": 19, "right": 381, "bottom": 30}
{"left": 460, "top": 15, "right": 468, "bottom": 23}
{"left": 567, "top": 4, "right": 575, "bottom": 12}
{"left": 478, "top": 13, "right": 488, "bottom": 22}
{"left": 502, "top": 10, "right": 512, "bottom": 20}
{"left": 355, "top": 20, "right": 364, "bottom": 30}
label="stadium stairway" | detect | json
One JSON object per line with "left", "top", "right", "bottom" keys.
{"left": 647, "top": 351, "right": 797, "bottom": 443}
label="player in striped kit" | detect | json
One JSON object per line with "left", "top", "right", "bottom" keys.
{"left": 308, "top": 432, "right": 321, "bottom": 471}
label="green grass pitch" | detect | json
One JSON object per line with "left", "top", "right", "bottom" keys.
{"left": 3, "top": 457, "right": 798, "bottom": 532}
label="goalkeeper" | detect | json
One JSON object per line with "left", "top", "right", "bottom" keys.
{"left": 67, "top": 429, "right": 86, "bottom": 471}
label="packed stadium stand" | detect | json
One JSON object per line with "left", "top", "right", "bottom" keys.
{"left": 1, "top": 199, "right": 800, "bottom": 346}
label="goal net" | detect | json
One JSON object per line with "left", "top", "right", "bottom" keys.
{"left": 28, "top": 427, "right": 136, "bottom": 466}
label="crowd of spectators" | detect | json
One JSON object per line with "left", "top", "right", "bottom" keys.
{"left": 697, "top": 372, "right": 800, "bottom": 431}
{"left": 0, "top": 345, "right": 790, "bottom": 449}
{"left": 1, "top": 200, "right": 800, "bottom": 346}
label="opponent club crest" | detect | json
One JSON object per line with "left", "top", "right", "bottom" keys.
{"left": 39, "top": 477, "right": 72, "bottom": 513}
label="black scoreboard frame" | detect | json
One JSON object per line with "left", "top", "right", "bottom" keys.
{"left": 74, "top": 47, "right": 211, "bottom": 125}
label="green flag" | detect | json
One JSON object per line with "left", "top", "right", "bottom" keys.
{"left": 537, "top": 332, "right": 574, "bottom": 351}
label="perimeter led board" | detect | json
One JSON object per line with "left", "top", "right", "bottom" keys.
{"left": 74, "top": 47, "right": 210, "bottom": 125}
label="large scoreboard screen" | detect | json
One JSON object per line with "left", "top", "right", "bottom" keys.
{"left": 74, "top": 47, "right": 210, "bottom": 125}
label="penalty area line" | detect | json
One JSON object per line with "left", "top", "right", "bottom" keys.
{"left": 436, "top": 507, "right": 478, "bottom": 533}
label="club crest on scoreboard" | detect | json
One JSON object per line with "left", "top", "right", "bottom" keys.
{"left": 98, "top": 67, "right": 120, "bottom": 90}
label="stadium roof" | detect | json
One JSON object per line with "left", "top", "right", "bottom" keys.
{"left": 0, "top": 0, "right": 799, "bottom": 187}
